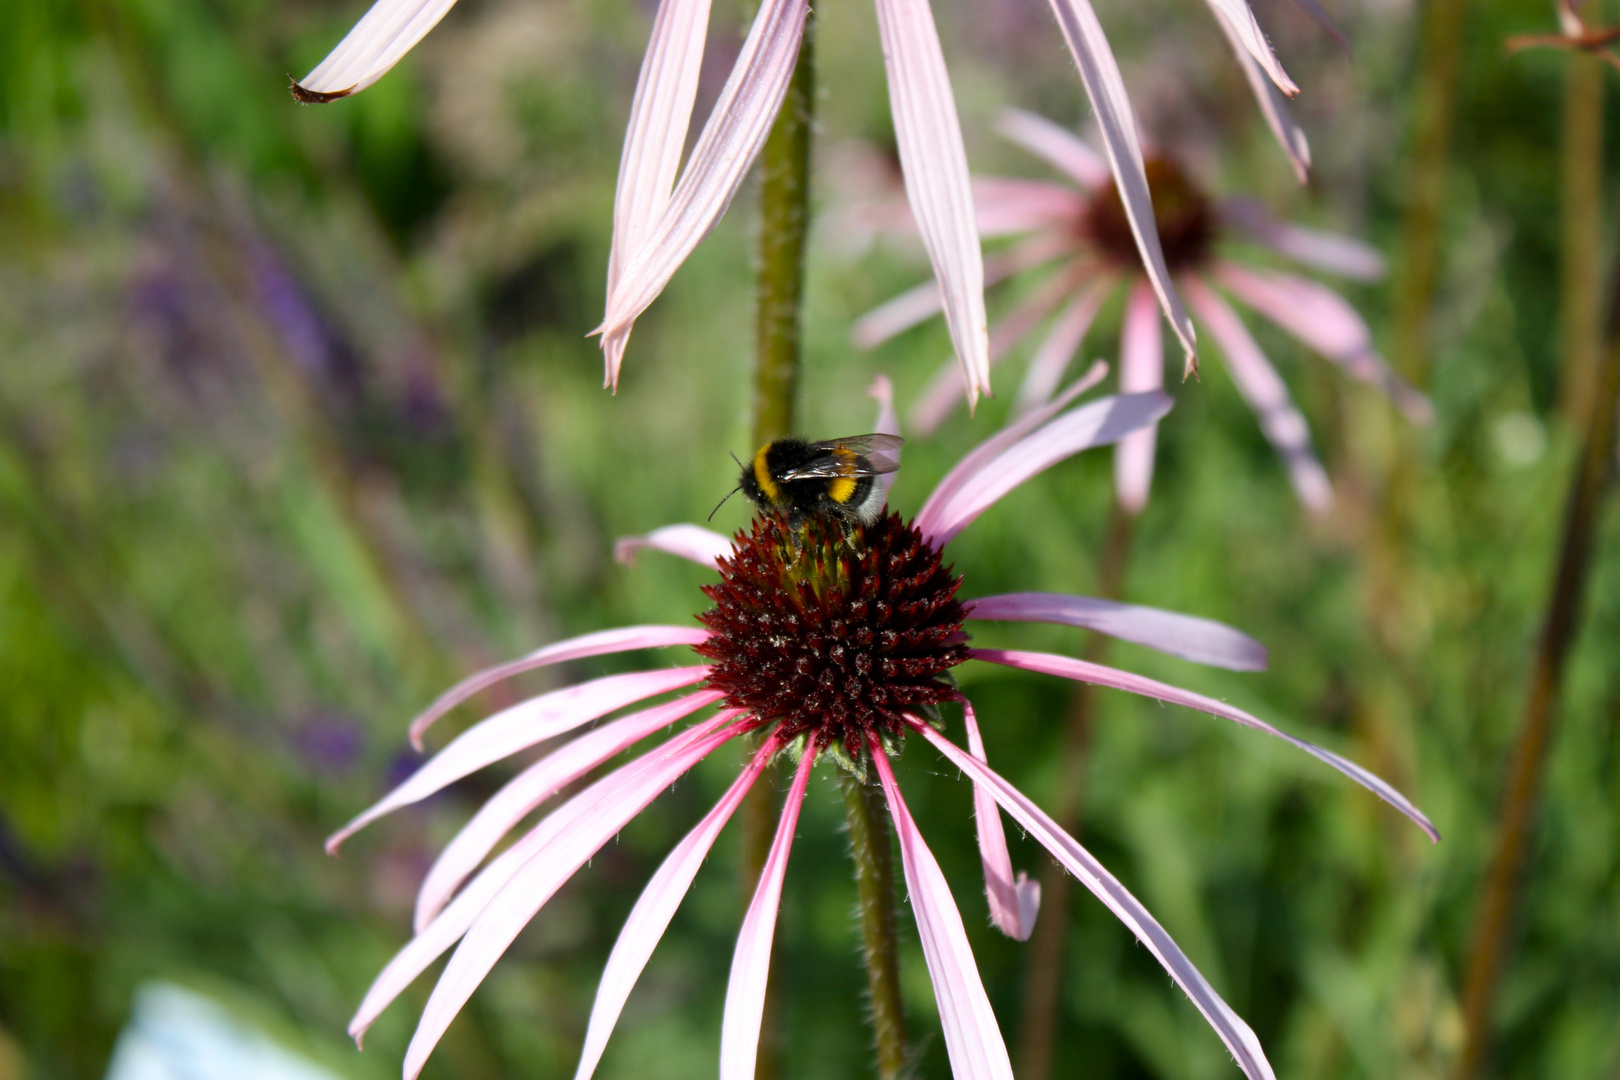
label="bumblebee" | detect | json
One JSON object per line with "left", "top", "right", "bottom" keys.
{"left": 730, "top": 433, "right": 904, "bottom": 526}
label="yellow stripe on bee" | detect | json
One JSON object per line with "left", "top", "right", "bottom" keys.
{"left": 753, "top": 446, "right": 781, "bottom": 503}
{"left": 827, "top": 447, "right": 858, "bottom": 504}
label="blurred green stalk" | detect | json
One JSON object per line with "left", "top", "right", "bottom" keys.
{"left": 1558, "top": 53, "right": 1606, "bottom": 429}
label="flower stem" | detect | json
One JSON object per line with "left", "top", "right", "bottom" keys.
{"left": 1016, "top": 502, "right": 1135, "bottom": 1080}
{"left": 1454, "top": 201, "right": 1620, "bottom": 1080}
{"left": 1558, "top": 52, "right": 1605, "bottom": 430}
{"left": 841, "top": 770, "right": 909, "bottom": 1080}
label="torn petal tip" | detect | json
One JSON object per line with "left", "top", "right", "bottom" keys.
{"left": 288, "top": 77, "right": 354, "bottom": 104}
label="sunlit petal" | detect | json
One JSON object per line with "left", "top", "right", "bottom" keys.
{"left": 958, "top": 700, "right": 1040, "bottom": 939}
{"left": 1114, "top": 280, "right": 1165, "bottom": 513}
{"left": 615, "top": 523, "right": 737, "bottom": 568}
{"left": 293, "top": 0, "right": 458, "bottom": 100}
{"left": 965, "top": 592, "right": 1268, "bottom": 671}
{"left": 1015, "top": 281, "right": 1113, "bottom": 413}
{"left": 996, "top": 108, "right": 1109, "bottom": 189}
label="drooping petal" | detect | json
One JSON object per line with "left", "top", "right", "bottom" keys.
{"left": 872, "top": 0, "right": 990, "bottom": 407}
{"left": 871, "top": 742, "right": 1015, "bottom": 1079}
{"left": 1114, "top": 280, "right": 1165, "bottom": 514}
{"left": 911, "top": 719, "right": 1278, "bottom": 1080}
{"left": 1202, "top": 0, "right": 1298, "bottom": 94}
{"left": 964, "top": 593, "right": 1268, "bottom": 671}
{"left": 1220, "top": 199, "right": 1384, "bottom": 281}
{"left": 597, "top": 0, "right": 809, "bottom": 346}
{"left": 1209, "top": 5, "right": 1310, "bottom": 182}
{"left": 1185, "top": 277, "right": 1332, "bottom": 513}
{"left": 918, "top": 361, "right": 1110, "bottom": 533}
{"left": 574, "top": 731, "right": 778, "bottom": 1080}
{"left": 995, "top": 107, "right": 1109, "bottom": 189}
{"left": 603, "top": 0, "right": 717, "bottom": 388}
{"left": 1040, "top": 0, "right": 1198, "bottom": 370}
{"left": 327, "top": 667, "right": 712, "bottom": 852}
{"left": 1215, "top": 263, "right": 1433, "bottom": 423}
{"left": 967, "top": 648, "right": 1440, "bottom": 842}
{"left": 615, "top": 523, "right": 737, "bottom": 568}
{"left": 409, "top": 625, "right": 712, "bottom": 749}
{"left": 869, "top": 376, "right": 902, "bottom": 499}
{"left": 916, "top": 390, "right": 1173, "bottom": 547}
{"left": 719, "top": 745, "right": 816, "bottom": 1080}
{"left": 349, "top": 713, "right": 737, "bottom": 1043}
{"left": 292, "top": 0, "right": 458, "bottom": 100}
{"left": 1015, "top": 280, "right": 1113, "bottom": 414}
{"left": 414, "top": 693, "right": 732, "bottom": 932}
{"left": 959, "top": 700, "right": 1040, "bottom": 939}
{"left": 852, "top": 234, "right": 1072, "bottom": 350}
{"left": 974, "top": 178, "right": 1088, "bottom": 237}
{"left": 401, "top": 721, "right": 743, "bottom": 1079}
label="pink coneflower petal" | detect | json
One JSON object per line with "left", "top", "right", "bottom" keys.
{"left": 1215, "top": 263, "right": 1434, "bottom": 423}
{"left": 292, "top": 0, "right": 456, "bottom": 100}
{"left": 995, "top": 108, "right": 1110, "bottom": 189}
{"left": 959, "top": 700, "right": 1040, "bottom": 940}
{"left": 414, "top": 693, "right": 733, "bottom": 932}
{"left": 910, "top": 719, "right": 1277, "bottom": 1080}
{"left": 917, "top": 390, "right": 1172, "bottom": 546}
{"left": 719, "top": 744, "right": 816, "bottom": 1080}
{"left": 1014, "top": 281, "right": 1113, "bottom": 414}
{"left": 349, "top": 712, "right": 736, "bottom": 1043}
{"left": 1184, "top": 277, "right": 1332, "bottom": 513}
{"left": 1220, "top": 199, "right": 1385, "bottom": 282}
{"left": 920, "top": 362, "right": 1110, "bottom": 530}
{"left": 1210, "top": 8, "right": 1310, "bottom": 183}
{"left": 575, "top": 732, "right": 779, "bottom": 1080}
{"left": 327, "top": 666, "right": 711, "bottom": 852}
{"left": 911, "top": 262, "right": 1093, "bottom": 434}
{"left": 968, "top": 648, "right": 1441, "bottom": 841}
{"left": 869, "top": 376, "right": 903, "bottom": 499}
{"left": 1114, "top": 281, "right": 1165, "bottom": 514}
{"left": 615, "top": 524, "right": 736, "bottom": 568}
{"left": 401, "top": 720, "right": 743, "bottom": 1079}
{"left": 964, "top": 593, "right": 1268, "bottom": 671}
{"left": 974, "top": 178, "right": 1088, "bottom": 237}
{"left": 871, "top": 740, "right": 1015, "bottom": 1079}
{"left": 852, "top": 234, "right": 1072, "bottom": 350}
{"left": 602, "top": 0, "right": 716, "bottom": 389}
{"left": 1039, "top": 0, "right": 1199, "bottom": 371}
{"left": 408, "top": 625, "right": 712, "bottom": 749}
{"left": 1203, "top": 0, "right": 1298, "bottom": 95}
{"left": 596, "top": 0, "right": 809, "bottom": 347}
{"left": 872, "top": 0, "right": 990, "bottom": 408}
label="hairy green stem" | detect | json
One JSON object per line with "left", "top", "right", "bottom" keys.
{"left": 841, "top": 771, "right": 909, "bottom": 1080}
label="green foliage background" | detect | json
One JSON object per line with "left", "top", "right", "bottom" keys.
{"left": 1, "top": 0, "right": 1617, "bottom": 1077}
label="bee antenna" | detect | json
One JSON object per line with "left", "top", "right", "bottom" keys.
{"left": 708, "top": 486, "right": 741, "bottom": 522}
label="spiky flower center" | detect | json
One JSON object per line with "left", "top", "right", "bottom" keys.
{"left": 1082, "top": 157, "right": 1216, "bottom": 274}
{"left": 697, "top": 512, "right": 968, "bottom": 764}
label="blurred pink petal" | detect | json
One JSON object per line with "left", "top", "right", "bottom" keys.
{"left": 869, "top": 376, "right": 903, "bottom": 498}
{"left": 1216, "top": 263, "right": 1433, "bottom": 423}
{"left": 965, "top": 593, "right": 1268, "bottom": 671}
{"left": 1114, "top": 281, "right": 1165, "bottom": 514}
{"left": 615, "top": 523, "right": 737, "bottom": 568}
{"left": 603, "top": 0, "right": 716, "bottom": 389}
{"left": 1040, "top": 0, "right": 1199, "bottom": 371}
{"left": 1186, "top": 278, "right": 1333, "bottom": 512}
{"left": 1221, "top": 199, "right": 1385, "bottom": 281}
{"left": 1203, "top": 0, "right": 1297, "bottom": 94}
{"left": 575, "top": 732, "right": 778, "bottom": 1080}
{"left": 414, "top": 693, "right": 732, "bottom": 932}
{"left": 597, "top": 0, "right": 809, "bottom": 346}
{"left": 975, "top": 178, "right": 1087, "bottom": 237}
{"left": 917, "top": 390, "right": 1172, "bottom": 546}
{"left": 293, "top": 0, "right": 457, "bottom": 100}
{"left": 873, "top": 0, "right": 990, "bottom": 407}
{"left": 959, "top": 700, "right": 1040, "bottom": 939}
{"left": 912, "top": 720, "right": 1278, "bottom": 1080}
{"left": 402, "top": 721, "right": 743, "bottom": 1079}
{"left": 719, "top": 746, "right": 816, "bottom": 1080}
{"left": 995, "top": 108, "right": 1109, "bottom": 189}
{"left": 349, "top": 714, "right": 736, "bottom": 1042}
{"left": 1015, "top": 281, "right": 1112, "bottom": 413}
{"left": 326, "top": 666, "right": 710, "bottom": 851}
{"left": 872, "top": 744, "right": 1015, "bottom": 1079}
{"left": 1211, "top": 8, "right": 1310, "bottom": 182}
{"left": 967, "top": 648, "right": 1441, "bottom": 841}
{"left": 408, "top": 625, "right": 711, "bottom": 749}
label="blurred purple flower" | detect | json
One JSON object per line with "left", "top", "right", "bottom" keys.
{"left": 858, "top": 110, "right": 1433, "bottom": 514}
{"left": 329, "top": 377, "right": 1435, "bottom": 1080}
{"left": 291, "top": 711, "right": 365, "bottom": 775}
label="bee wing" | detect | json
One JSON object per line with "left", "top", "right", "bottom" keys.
{"left": 779, "top": 434, "right": 906, "bottom": 480}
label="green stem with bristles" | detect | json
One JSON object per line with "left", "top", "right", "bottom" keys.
{"left": 841, "top": 770, "right": 909, "bottom": 1080}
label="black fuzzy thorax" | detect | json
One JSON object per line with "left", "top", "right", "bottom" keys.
{"left": 738, "top": 438, "right": 876, "bottom": 525}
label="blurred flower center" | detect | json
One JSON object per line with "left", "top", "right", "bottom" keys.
{"left": 1083, "top": 158, "right": 1216, "bottom": 274}
{"left": 697, "top": 513, "right": 968, "bottom": 762}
